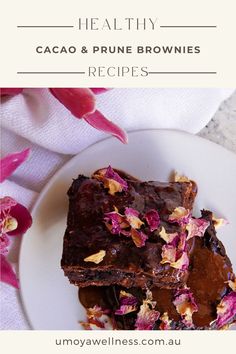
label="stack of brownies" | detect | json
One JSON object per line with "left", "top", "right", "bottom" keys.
{"left": 61, "top": 166, "right": 236, "bottom": 330}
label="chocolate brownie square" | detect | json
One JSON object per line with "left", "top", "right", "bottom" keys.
{"left": 61, "top": 167, "right": 197, "bottom": 288}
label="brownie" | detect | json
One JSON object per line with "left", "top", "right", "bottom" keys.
{"left": 79, "top": 211, "right": 236, "bottom": 330}
{"left": 61, "top": 169, "right": 197, "bottom": 288}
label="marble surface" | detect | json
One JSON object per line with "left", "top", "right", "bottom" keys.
{"left": 199, "top": 90, "right": 236, "bottom": 153}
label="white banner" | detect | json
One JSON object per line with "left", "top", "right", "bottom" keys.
{"left": 0, "top": 0, "right": 236, "bottom": 87}
{"left": 0, "top": 330, "right": 235, "bottom": 354}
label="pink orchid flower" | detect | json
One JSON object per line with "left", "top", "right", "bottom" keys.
{"left": 0, "top": 88, "right": 24, "bottom": 96}
{"left": 1, "top": 88, "right": 128, "bottom": 143}
{"left": 0, "top": 149, "right": 32, "bottom": 288}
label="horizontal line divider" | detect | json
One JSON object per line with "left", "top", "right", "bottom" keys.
{"left": 17, "top": 25, "right": 74, "bottom": 28}
{"left": 148, "top": 72, "right": 217, "bottom": 74}
{"left": 160, "top": 25, "right": 217, "bottom": 28}
{"left": 17, "top": 72, "right": 85, "bottom": 74}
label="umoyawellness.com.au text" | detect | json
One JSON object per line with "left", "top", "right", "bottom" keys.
{"left": 55, "top": 337, "right": 181, "bottom": 348}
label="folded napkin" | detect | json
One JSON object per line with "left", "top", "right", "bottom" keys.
{"left": 0, "top": 88, "right": 234, "bottom": 329}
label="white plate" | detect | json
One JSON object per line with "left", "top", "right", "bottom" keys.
{"left": 19, "top": 130, "right": 236, "bottom": 330}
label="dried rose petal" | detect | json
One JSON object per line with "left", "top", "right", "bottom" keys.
{"left": 186, "top": 217, "right": 210, "bottom": 240}
{"left": 130, "top": 228, "right": 148, "bottom": 248}
{"left": 173, "top": 288, "right": 198, "bottom": 327}
{"left": 159, "top": 226, "right": 178, "bottom": 243}
{"left": 84, "top": 250, "right": 106, "bottom": 264}
{"left": 119, "top": 290, "right": 138, "bottom": 306}
{"left": 173, "top": 233, "right": 189, "bottom": 270}
{"left": 0, "top": 255, "right": 19, "bottom": 288}
{"left": 104, "top": 204, "right": 148, "bottom": 248}
{"left": 215, "top": 292, "right": 236, "bottom": 329}
{"left": 84, "top": 110, "right": 128, "bottom": 144}
{"left": 169, "top": 207, "right": 191, "bottom": 225}
{"left": 95, "top": 166, "right": 128, "bottom": 195}
{"left": 115, "top": 304, "right": 136, "bottom": 315}
{"left": 227, "top": 279, "right": 236, "bottom": 292}
{"left": 104, "top": 211, "right": 148, "bottom": 247}
{"left": 135, "top": 293, "right": 160, "bottom": 330}
{"left": 212, "top": 215, "right": 229, "bottom": 229}
{"left": 105, "top": 166, "right": 128, "bottom": 192}
{"left": 170, "top": 251, "right": 189, "bottom": 270}
{"left": 176, "top": 232, "right": 187, "bottom": 251}
{"left": 0, "top": 88, "right": 23, "bottom": 96}
{"left": 104, "top": 211, "right": 129, "bottom": 234}
{"left": 104, "top": 180, "right": 124, "bottom": 195}
{"left": 0, "top": 149, "right": 30, "bottom": 183}
{"left": 81, "top": 305, "right": 114, "bottom": 330}
{"left": 115, "top": 290, "right": 138, "bottom": 315}
{"left": 159, "top": 312, "right": 172, "bottom": 330}
{"left": 174, "top": 173, "right": 191, "bottom": 183}
{"left": 125, "top": 208, "right": 143, "bottom": 229}
{"left": 135, "top": 303, "right": 160, "bottom": 330}
{"left": 144, "top": 209, "right": 160, "bottom": 232}
{"left": 161, "top": 244, "right": 177, "bottom": 264}
{"left": 161, "top": 232, "right": 189, "bottom": 270}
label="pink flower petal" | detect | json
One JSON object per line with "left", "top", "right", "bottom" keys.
{"left": 115, "top": 305, "right": 137, "bottom": 315}
{"left": 0, "top": 196, "right": 17, "bottom": 212}
{"left": 125, "top": 207, "right": 143, "bottom": 229}
{"left": 159, "top": 312, "right": 172, "bottom": 330}
{"left": 0, "top": 255, "right": 19, "bottom": 288}
{"left": 90, "top": 88, "right": 112, "bottom": 94}
{"left": 161, "top": 233, "right": 189, "bottom": 270}
{"left": 159, "top": 227, "right": 178, "bottom": 243}
{"left": 135, "top": 296, "right": 160, "bottom": 330}
{"left": 169, "top": 207, "right": 191, "bottom": 226}
{"left": 49, "top": 88, "right": 96, "bottom": 117}
{"left": 0, "top": 88, "right": 23, "bottom": 96}
{"left": 105, "top": 166, "right": 128, "bottom": 191}
{"left": 94, "top": 166, "right": 128, "bottom": 195}
{"left": 104, "top": 205, "right": 149, "bottom": 247}
{"left": 115, "top": 290, "right": 138, "bottom": 315}
{"left": 144, "top": 209, "right": 160, "bottom": 232}
{"left": 130, "top": 228, "right": 148, "bottom": 248}
{"left": 81, "top": 305, "right": 114, "bottom": 330}
{"left": 161, "top": 244, "right": 177, "bottom": 264}
{"left": 104, "top": 211, "right": 129, "bottom": 234}
{"left": 227, "top": 279, "right": 236, "bottom": 292}
{"left": 173, "top": 288, "right": 198, "bottom": 327}
{"left": 215, "top": 292, "right": 236, "bottom": 329}
{"left": 119, "top": 290, "right": 138, "bottom": 306}
{"left": 0, "top": 233, "right": 10, "bottom": 255}
{"left": 0, "top": 149, "right": 30, "bottom": 183}
{"left": 170, "top": 251, "right": 189, "bottom": 270}
{"left": 186, "top": 217, "right": 210, "bottom": 240}
{"left": 84, "top": 110, "right": 128, "bottom": 144}
{"left": 7, "top": 202, "right": 32, "bottom": 236}
{"left": 212, "top": 215, "right": 229, "bottom": 229}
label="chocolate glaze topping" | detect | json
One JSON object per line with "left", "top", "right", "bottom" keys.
{"left": 79, "top": 211, "right": 234, "bottom": 330}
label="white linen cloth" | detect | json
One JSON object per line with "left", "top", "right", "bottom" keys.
{"left": 0, "top": 88, "right": 234, "bottom": 329}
